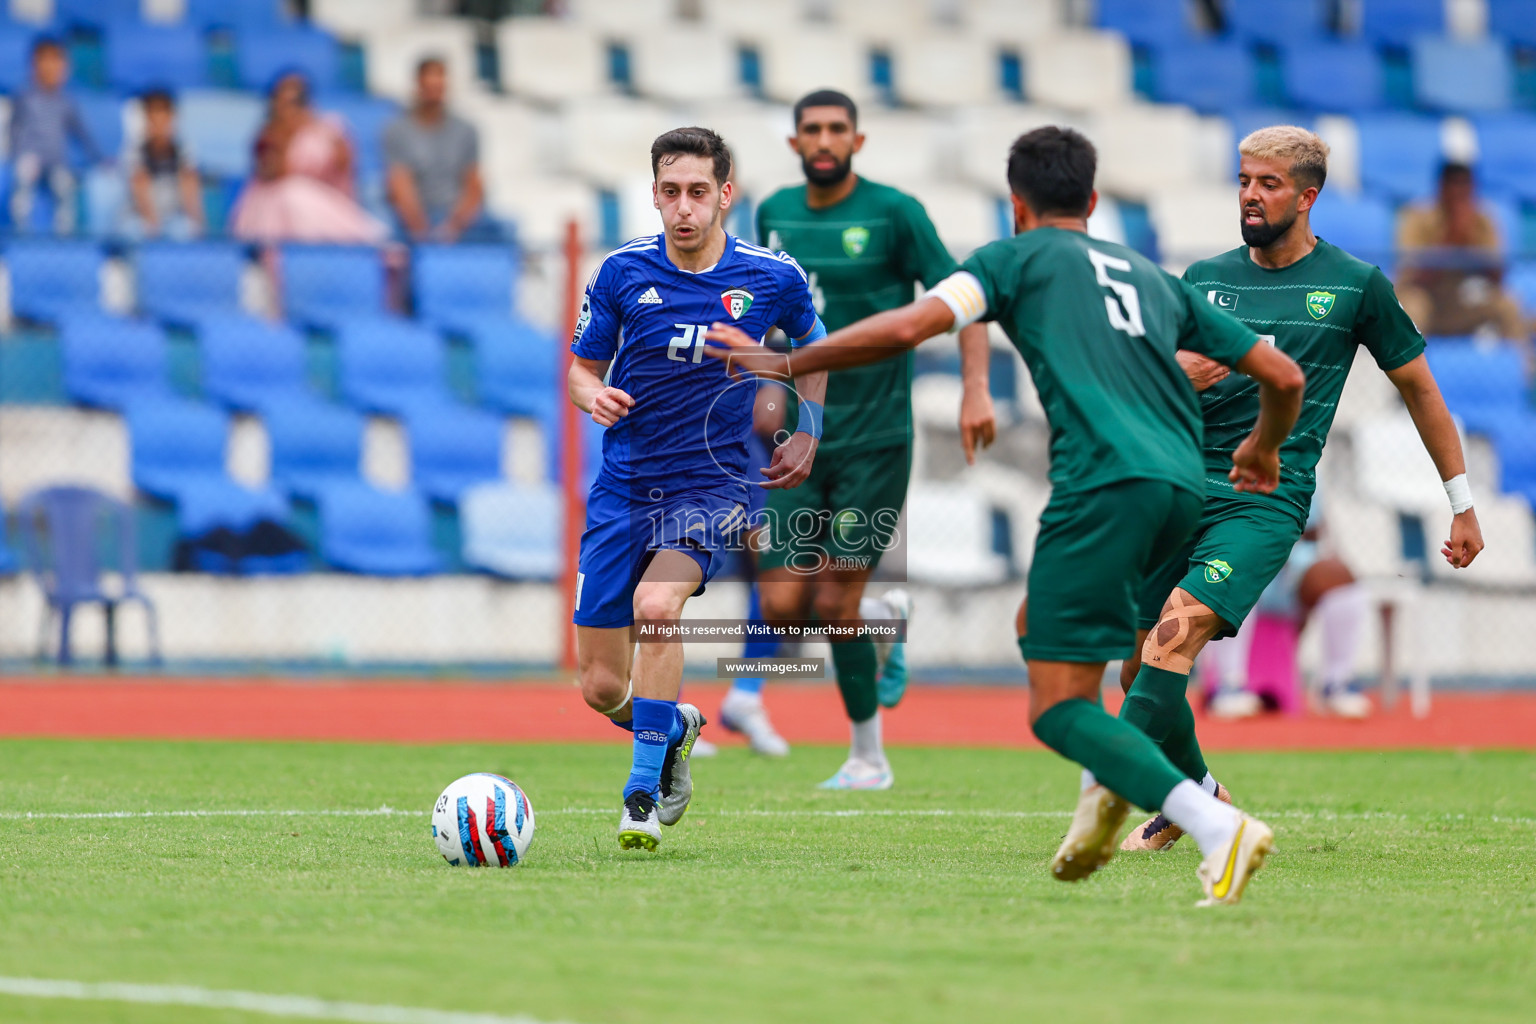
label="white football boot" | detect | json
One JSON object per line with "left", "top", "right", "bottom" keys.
{"left": 719, "top": 688, "right": 790, "bottom": 757}
{"left": 658, "top": 703, "right": 706, "bottom": 826}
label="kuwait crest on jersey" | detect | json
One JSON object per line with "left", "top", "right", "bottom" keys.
{"left": 842, "top": 225, "right": 869, "bottom": 257}
{"left": 720, "top": 288, "right": 754, "bottom": 319}
{"left": 1306, "top": 290, "right": 1335, "bottom": 320}
{"left": 1203, "top": 559, "right": 1233, "bottom": 584}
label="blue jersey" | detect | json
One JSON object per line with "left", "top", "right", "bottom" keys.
{"left": 571, "top": 233, "right": 819, "bottom": 500}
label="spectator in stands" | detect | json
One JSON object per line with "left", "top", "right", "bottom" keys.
{"left": 230, "top": 71, "right": 386, "bottom": 244}
{"left": 125, "top": 90, "right": 205, "bottom": 239}
{"left": 1396, "top": 162, "right": 1530, "bottom": 352}
{"left": 383, "top": 57, "right": 490, "bottom": 242}
{"left": 8, "top": 37, "right": 101, "bottom": 235}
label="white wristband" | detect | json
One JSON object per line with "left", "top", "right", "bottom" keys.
{"left": 1443, "top": 474, "right": 1473, "bottom": 514}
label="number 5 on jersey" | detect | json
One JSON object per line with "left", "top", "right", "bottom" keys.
{"left": 1087, "top": 249, "right": 1146, "bottom": 338}
{"left": 667, "top": 323, "right": 711, "bottom": 363}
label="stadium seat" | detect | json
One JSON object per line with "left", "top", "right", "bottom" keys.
{"left": 404, "top": 402, "right": 504, "bottom": 504}
{"left": 315, "top": 480, "right": 440, "bottom": 574}
{"left": 1472, "top": 113, "right": 1536, "bottom": 203}
{"left": 458, "top": 315, "right": 560, "bottom": 421}
{"left": 1425, "top": 341, "right": 1529, "bottom": 436}
{"left": 1022, "top": 31, "right": 1133, "bottom": 111}
{"left": 494, "top": 17, "right": 608, "bottom": 102}
{"left": 199, "top": 314, "right": 310, "bottom": 412}
{"left": 1358, "top": 0, "right": 1443, "bottom": 48}
{"left": 60, "top": 315, "right": 169, "bottom": 411}
{"left": 336, "top": 316, "right": 451, "bottom": 415}
{"left": 4, "top": 240, "right": 103, "bottom": 322}
{"left": 69, "top": 91, "right": 126, "bottom": 166}
{"left": 759, "top": 28, "right": 877, "bottom": 107}
{"left": 890, "top": 33, "right": 1002, "bottom": 107}
{"left": 318, "top": 93, "right": 400, "bottom": 182}
{"left": 1096, "top": 0, "right": 1199, "bottom": 48}
{"left": 459, "top": 480, "right": 562, "bottom": 580}
{"left": 1309, "top": 192, "right": 1396, "bottom": 266}
{"left": 1151, "top": 41, "right": 1256, "bottom": 114}
{"left": 263, "top": 397, "right": 365, "bottom": 498}
{"left": 1279, "top": 42, "right": 1385, "bottom": 113}
{"left": 629, "top": 24, "right": 740, "bottom": 103}
{"left": 1356, "top": 113, "right": 1445, "bottom": 201}
{"left": 1411, "top": 37, "right": 1512, "bottom": 113}
{"left": 1225, "top": 0, "right": 1331, "bottom": 44}
{"left": 105, "top": 23, "right": 208, "bottom": 93}
{"left": 905, "top": 483, "right": 1009, "bottom": 586}
{"left": 185, "top": 0, "right": 291, "bottom": 32}
{"left": 177, "top": 89, "right": 266, "bottom": 180}
{"left": 280, "top": 245, "right": 386, "bottom": 328}
{"left": 237, "top": 25, "right": 341, "bottom": 92}
{"left": 1488, "top": 0, "right": 1536, "bottom": 49}
{"left": 136, "top": 241, "right": 246, "bottom": 324}
{"left": 412, "top": 245, "right": 516, "bottom": 332}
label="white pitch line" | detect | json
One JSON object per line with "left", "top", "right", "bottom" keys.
{"left": 0, "top": 977, "right": 575, "bottom": 1024}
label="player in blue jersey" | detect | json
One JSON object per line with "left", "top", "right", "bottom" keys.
{"left": 567, "top": 127, "right": 829, "bottom": 851}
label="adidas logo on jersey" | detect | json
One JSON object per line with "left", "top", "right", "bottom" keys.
{"left": 637, "top": 287, "right": 663, "bottom": 305}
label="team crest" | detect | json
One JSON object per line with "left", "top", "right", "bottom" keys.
{"left": 1203, "top": 559, "right": 1233, "bottom": 584}
{"left": 720, "top": 288, "right": 754, "bottom": 319}
{"left": 1306, "top": 291, "right": 1335, "bottom": 320}
{"left": 841, "top": 225, "right": 869, "bottom": 257}
{"left": 1206, "top": 290, "right": 1239, "bottom": 311}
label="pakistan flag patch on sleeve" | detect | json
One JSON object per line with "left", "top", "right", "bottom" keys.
{"left": 1306, "top": 291, "right": 1335, "bottom": 319}
{"left": 1203, "top": 559, "right": 1233, "bottom": 583}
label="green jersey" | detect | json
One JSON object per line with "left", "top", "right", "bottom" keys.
{"left": 958, "top": 228, "right": 1258, "bottom": 498}
{"left": 1182, "top": 240, "right": 1425, "bottom": 523}
{"left": 756, "top": 177, "right": 958, "bottom": 454}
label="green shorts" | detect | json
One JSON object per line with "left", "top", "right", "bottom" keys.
{"left": 1136, "top": 495, "right": 1307, "bottom": 638}
{"left": 1022, "top": 478, "right": 1203, "bottom": 664}
{"left": 757, "top": 444, "right": 911, "bottom": 576}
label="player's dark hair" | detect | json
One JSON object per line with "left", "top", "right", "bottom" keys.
{"left": 416, "top": 55, "right": 445, "bottom": 77}
{"left": 141, "top": 88, "right": 176, "bottom": 112}
{"left": 793, "top": 89, "right": 858, "bottom": 129}
{"left": 651, "top": 126, "right": 733, "bottom": 186}
{"left": 1006, "top": 126, "right": 1096, "bottom": 218}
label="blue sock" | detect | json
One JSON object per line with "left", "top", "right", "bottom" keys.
{"left": 625, "top": 697, "right": 676, "bottom": 799}
{"left": 732, "top": 585, "right": 779, "bottom": 696}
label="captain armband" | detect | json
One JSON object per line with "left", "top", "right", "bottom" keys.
{"left": 1443, "top": 473, "right": 1474, "bottom": 514}
{"left": 923, "top": 271, "right": 988, "bottom": 331}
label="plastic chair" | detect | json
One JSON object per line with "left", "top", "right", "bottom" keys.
{"left": 1411, "top": 37, "right": 1512, "bottom": 114}
{"left": 4, "top": 240, "right": 104, "bottom": 323}
{"left": 465, "top": 315, "right": 560, "bottom": 420}
{"left": 316, "top": 480, "right": 441, "bottom": 575}
{"left": 412, "top": 245, "right": 517, "bottom": 331}
{"left": 15, "top": 485, "right": 161, "bottom": 666}
{"left": 281, "top": 245, "right": 386, "bottom": 328}
{"left": 106, "top": 23, "right": 209, "bottom": 93}
{"left": 1151, "top": 41, "right": 1255, "bottom": 114}
{"left": 405, "top": 402, "right": 504, "bottom": 504}
{"left": 1356, "top": 114, "right": 1444, "bottom": 202}
{"left": 336, "top": 316, "right": 451, "bottom": 414}
{"left": 177, "top": 89, "right": 266, "bottom": 180}
{"left": 136, "top": 241, "right": 247, "bottom": 324}
{"left": 1425, "top": 341, "right": 1528, "bottom": 435}
{"left": 236, "top": 26, "right": 340, "bottom": 92}
{"left": 1309, "top": 192, "right": 1396, "bottom": 266}
{"left": 199, "top": 314, "right": 309, "bottom": 411}
{"left": 264, "top": 397, "right": 365, "bottom": 498}
{"left": 1280, "top": 41, "right": 1385, "bottom": 113}
{"left": 60, "top": 314, "right": 169, "bottom": 410}
{"left": 460, "top": 480, "right": 563, "bottom": 579}
{"left": 1096, "top": 0, "right": 1196, "bottom": 47}
{"left": 1358, "top": 0, "right": 1443, "bottom": 47}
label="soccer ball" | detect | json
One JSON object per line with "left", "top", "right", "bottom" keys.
{"left": 431, "top": 773, "right": 535, "bottom": 867}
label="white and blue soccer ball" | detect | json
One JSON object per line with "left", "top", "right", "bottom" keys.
{"left": 431, "top": 773, "right": 535, "bottom": 867}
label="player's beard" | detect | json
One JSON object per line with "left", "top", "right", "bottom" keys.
{"left": 801, "top": 151, "right": 852, "bottom": 187}
{"left": 1240, "top": 205, "right": 1297, "bottom": 248}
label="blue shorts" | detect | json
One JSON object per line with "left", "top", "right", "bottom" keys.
{"left": 573, "top": 479, "right": 748, "bottom": 628}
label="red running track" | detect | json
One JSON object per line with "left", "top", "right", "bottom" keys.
{"left": 0, "top": 679, "right": 1532, "bottom": 749}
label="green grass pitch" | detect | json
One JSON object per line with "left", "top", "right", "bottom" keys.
{"left": 0, "top": 739, "right": 1532, "bottom": 1023}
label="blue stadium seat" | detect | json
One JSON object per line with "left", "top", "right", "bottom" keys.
{"left": 1424, "top": 341, "right": 1529, "bottom": 437}
{"left": 128, "top": 398, "right": 289, "bottom": 535}
{"left": 405, "top": 403, "right": 505, "bottom": 504}
{"left": 1225, "top": 0, "right": 1331, "bottom": 44}
{"left": 199, "top": 314, "right": 309, "bottom": 412}
{"left": 105, "top": 23, "right": 208, "bottom": 92}
{"left": 318, "top": 93, "right": 400, "bottom": 182}
{"left": 68, "top": 92, "right": 125, "bottom": 166}
{"left": 185, "top": 0, "right": 290, "bottom": 32}
{"left": 463, "top": 315, "right": 560, "bottom": 420}
{"left": 0, "top": 24, "right": 41, "bottom": 93}
{"left": 1097, "top": 0, "right": 1198, "bottom": 48}
{"left": 460, "top": 481, "right": 562, "bottom": 580}
{"left": 1151, "top": 41, "right": 1256, "bottom": 114}
{"left": 236, "top": 26, "right": 340, "bottom": 92}
{"left": 1309, "top": 192, "right": 1396, "bottom": 266}
{"left": 177, "top": 89, "right": 266, "bottom": 180}
{"left": 1356, "top": 113, "right": 1444, "bottom": 201}
{"left": 316, "top": 481, "right": 440, "bottom": 575}
{"left": 1411, "top": 37, "right": 1512, "bottom": 113}
{"left": 1358, "top": 0, "right": 1443, "bottom": 47}
{"left": 60, "top": 314, "right": 169, "bottom": 410}
{"left": 264, "top": 397, "right": 364, "bottom": 499}
{"left": 281, "top": 245, "right": 386, "bottom": 328}
{"left": 5, "top": 240, "right": 103, "bottom": 322}
{"left": 1488, "top": 0, "right": 1536, "bottom": 49}
{"left": 336, "top": 316, "right": 452, "bottom": 415}
{"left": 136, "top": 241, "right": 246, "bottom": 323}
{"left": 55, "top": 0, "right": 139, "bottom": 29}
{"left": 413, "top": 245, "right": 516, "bottom": 330}
{"left": 1280, "top": 41, "right": 1385, "bottom": 113}
{"left": 1472, "top": 113, "right": 1536, "bottom": 203}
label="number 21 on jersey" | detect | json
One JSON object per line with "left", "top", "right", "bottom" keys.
{"left": 1087, "top": 249, "right": 1146, "bottom": 338}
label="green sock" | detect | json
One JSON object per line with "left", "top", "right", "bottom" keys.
{"left": 1120, "top": 664, "right": 1209, "bottom": 781}
{"left": 830, "top": 636, "right": 879, "bottom": 724}
{"left": 1031, "top": 697, "right": 1186, "bottom": 811}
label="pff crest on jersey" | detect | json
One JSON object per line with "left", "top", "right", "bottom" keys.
{"left": 720, "top": 288, "right": 754, "bottom": 319}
